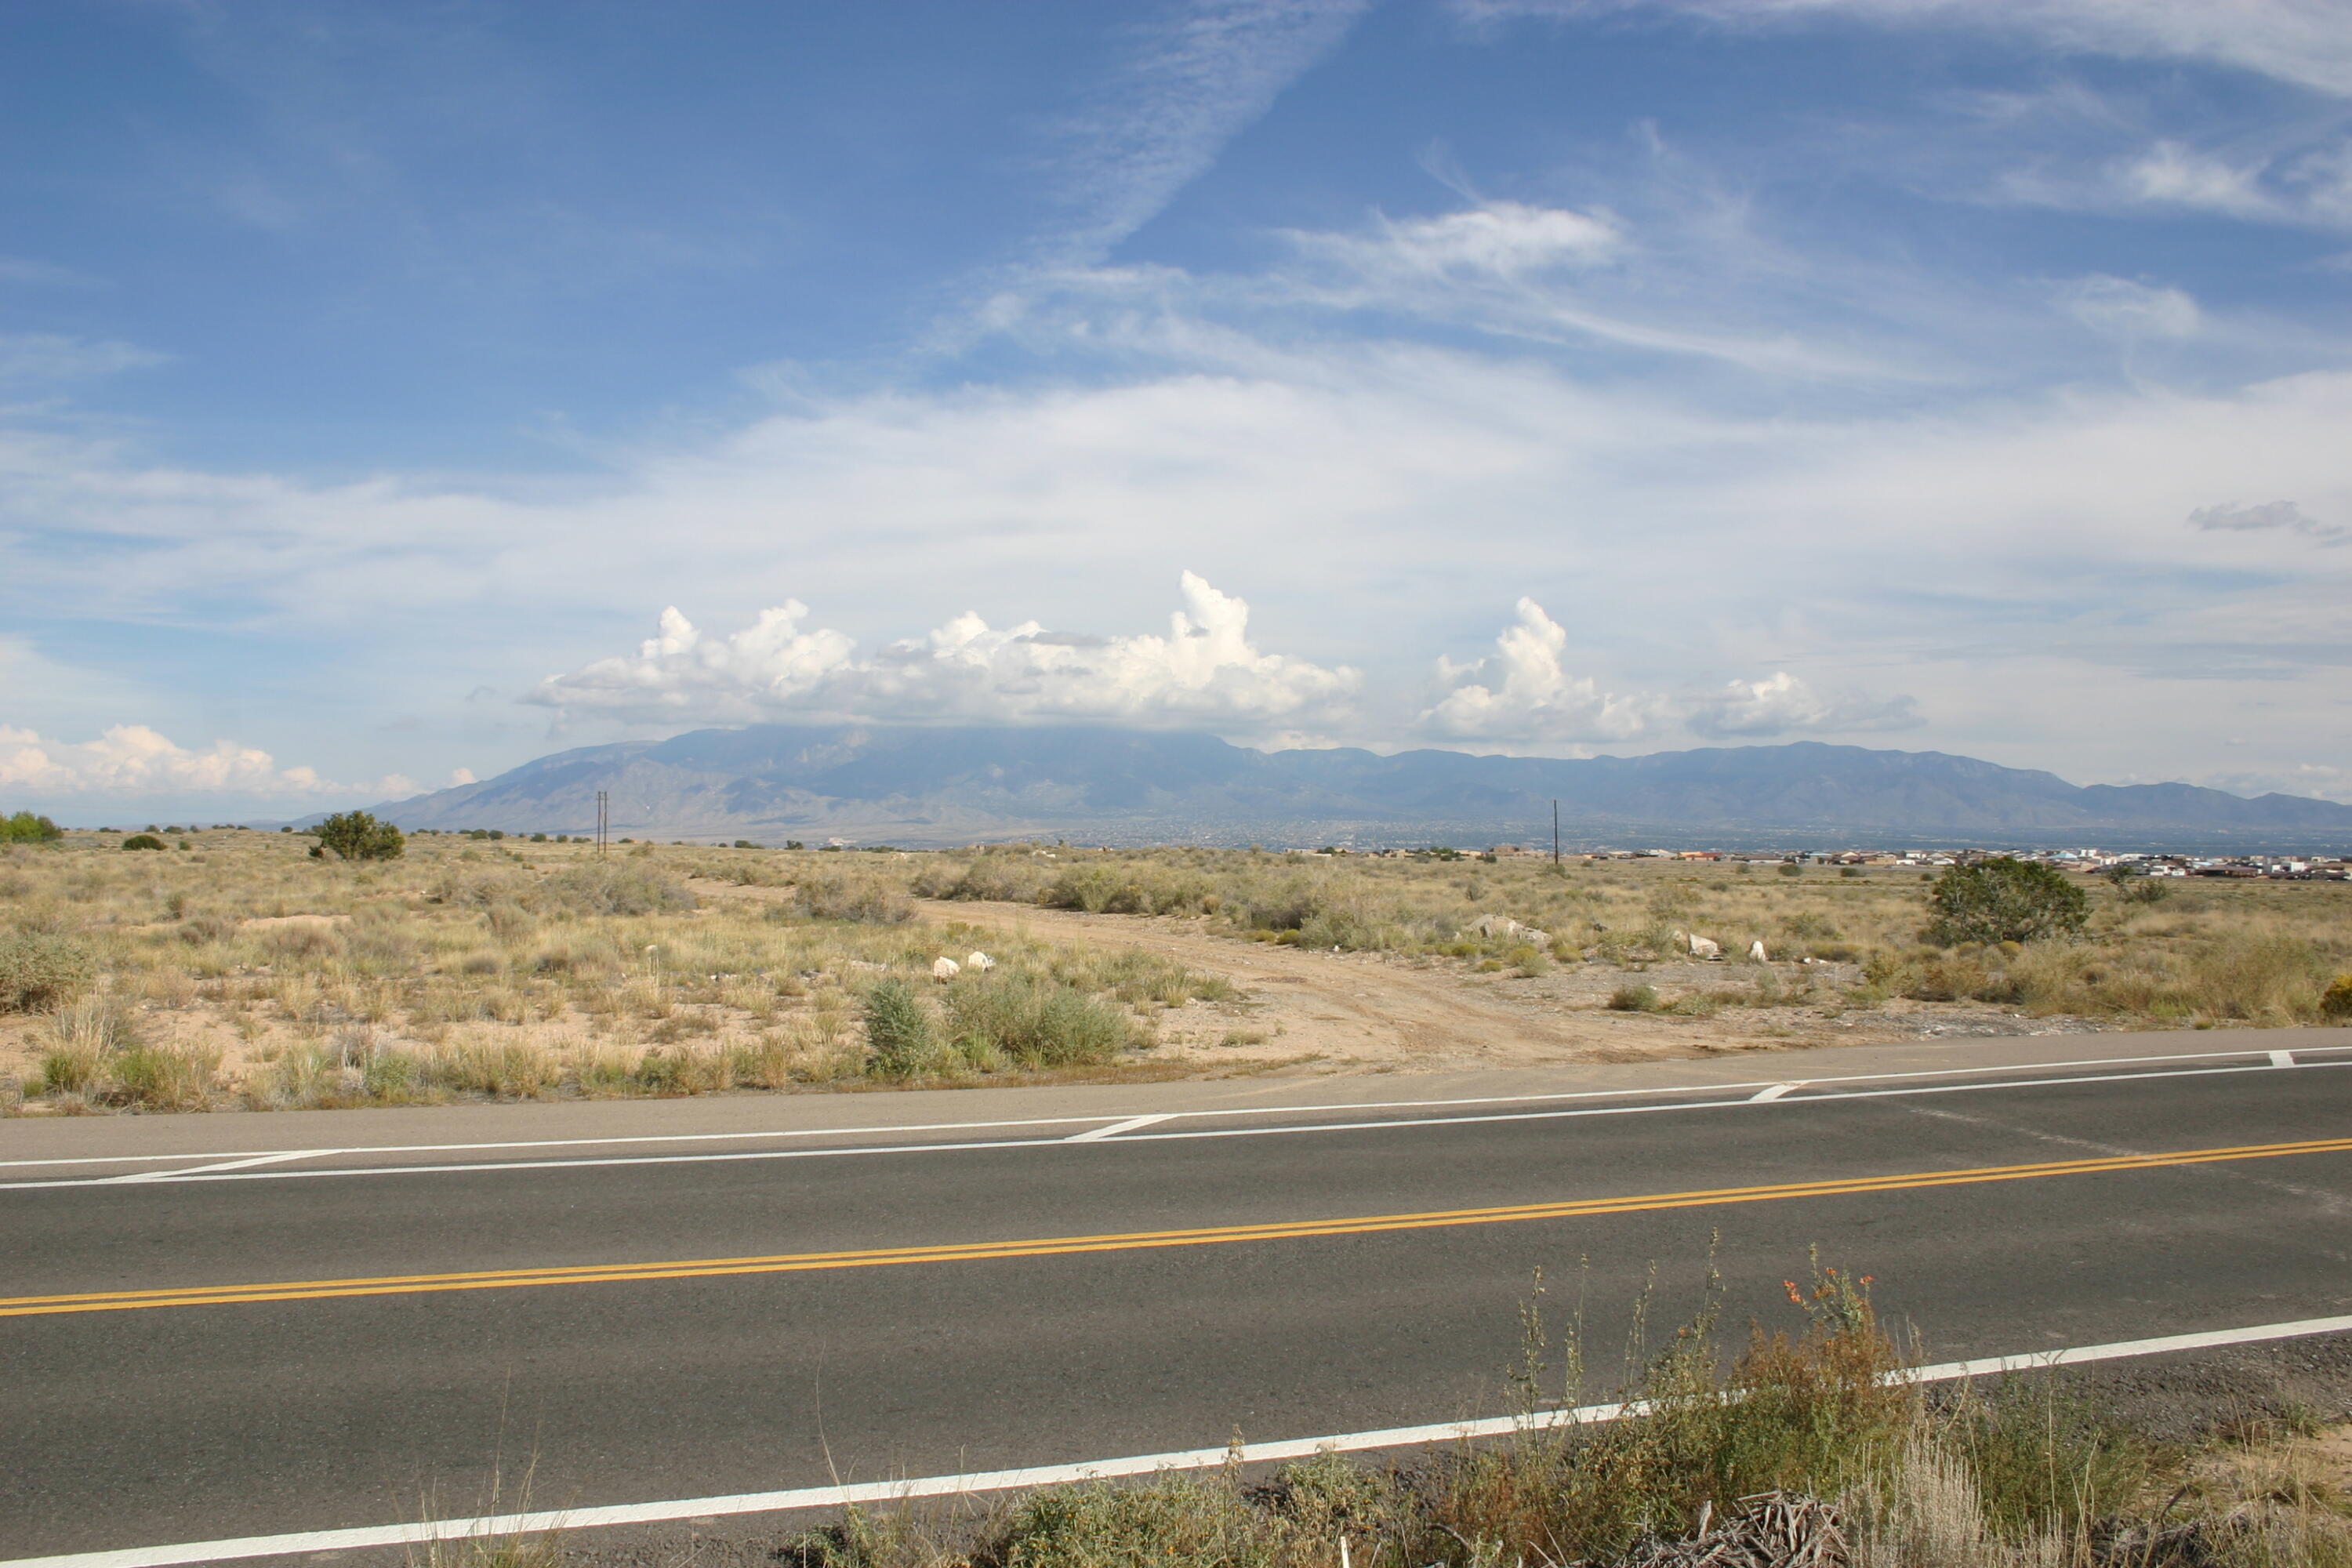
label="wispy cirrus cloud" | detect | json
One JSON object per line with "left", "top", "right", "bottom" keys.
{"left": 1454, "top": 1, "right": 2352, "bottom": 99}
{"left": 1036, "top": 0, "right": 1371, "bottom": 265}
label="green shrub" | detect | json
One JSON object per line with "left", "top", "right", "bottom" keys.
{"left": 315, "top": 810, "right": 405, "bottom": 862}
{"left": 121, "top": 833, "right": 166, "bottom": 851}
{"left": 0, "top": 927, "right": 96, "bottom": 1011}
{"left": 1606, "top": 983, "right": 1660, "bottom": 1012}
{"left": 860, "top": 978, "right": 942, "bottom": 1078}
{"left": 1926, "top": 857, "right": 2088, "bottom": 946}
{"left": 945, "top": 972, "right": 1134, "bottom": 1069}
{"left": 1, "top": 810, "right": 63, "bottom": 844}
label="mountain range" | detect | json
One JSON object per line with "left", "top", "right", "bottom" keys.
{"left": 351, "top": 725, "right": 2352, "bottom": 851}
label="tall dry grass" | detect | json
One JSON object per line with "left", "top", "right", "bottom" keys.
{"left": 0, "top": 833, "right": 1229, "bottom": 1112}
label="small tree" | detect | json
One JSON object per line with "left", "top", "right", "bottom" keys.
{"left": 1926, "top": 857, "right": 2088, "bottom": 946}
{"left": 314, "top": 811, "right": 405, "bottom": 862}
{"left": 1, "top": 811, "right": 64, "bottom": 844}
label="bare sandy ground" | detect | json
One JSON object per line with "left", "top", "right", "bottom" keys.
{"left": 902, "top": 898, "right": 2118, "bottom": 1075}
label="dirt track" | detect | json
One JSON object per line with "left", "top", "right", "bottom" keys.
{"left": 913, "top": 898, "right": 2111, "bottom": 1075}
{"left": 681, "top": 881, "right": 2112, "bottom": 1076}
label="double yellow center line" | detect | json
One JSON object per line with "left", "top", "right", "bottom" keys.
{"left": 9, "top": 1134, "right": 2348, "bottom": 1319}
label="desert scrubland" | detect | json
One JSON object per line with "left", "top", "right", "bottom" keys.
{"left": 3, "top": 830, "right": 2348, "bottom": 1113}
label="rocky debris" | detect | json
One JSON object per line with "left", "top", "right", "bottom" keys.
{"left": 1677, "top": 930, "right": 1723, "bottom": 960}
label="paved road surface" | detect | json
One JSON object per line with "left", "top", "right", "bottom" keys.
{"left": 5, "top": 1032, "right": 2350, "bottom": 1562}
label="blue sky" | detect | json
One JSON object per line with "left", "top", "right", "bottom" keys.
{"left": 4, "top": 0, "right": 2350, "bottom": 820}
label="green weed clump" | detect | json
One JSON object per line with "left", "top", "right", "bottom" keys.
{"left": 945, "top": 973, "right": 1135, "bottom": 1069}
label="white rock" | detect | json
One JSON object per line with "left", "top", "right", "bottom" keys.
{"left": 1686, "top": 933, "right": 1722, "bottom": 960}
{"left": 931, "top": 956, "right": 960, "bottom": 981}
{"left": 1468, "top": 914, "right": 1525, "bottom": 938}
{"left": 965, "top": 951, "right": 996, "bottom": 971}
{"left": 1748, "top": 939, "right": 1769, "bottom": 963}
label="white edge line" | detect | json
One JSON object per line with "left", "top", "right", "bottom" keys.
{"left": 9, "top": 1044, "right": 2347, "bottom": 1173}
{"left": 16, "top": 1313, "right": 2352, "bottom": 1568}
{"left": 5, "top": 1058, "right": 2347, "bottom": 1192}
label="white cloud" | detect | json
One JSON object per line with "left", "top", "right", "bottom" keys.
{"left": 1353, "top": 202, "right": 1622, "bottom": 277}
{"left": 1457, "top": 1, "right": 2352, "bottom": 99}
{"left": 0, "top": 725, "right": 366, "bottom": 797}
{"left": 449, "top": 768, "right": 477, "bottom": 786}
{"left": 529, "top": 572, "right": 1362, "bottom": 732}
{"left": 1421, "top": 598, "right": 1659, "bottom": 743}
{"left": 2118, "top": 142, "right": 2279, "bottom": 218}
{"left": 1686, "top": 671, "right": 1923, "bottom": 739}
{"left": 0, "top": 332, "right": 165, "bottom": 385}
{"left": 2187, "top": 498, "right": 2347, "bottom": 542}
{"left": 2059, "top": 274, "right": 2201, "bottom": 339}
{"left": 1039, "top": 0, "right": 1371, "bottom": 263}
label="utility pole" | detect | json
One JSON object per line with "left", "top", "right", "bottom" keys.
{"left": 596, "top": 790, "right": 608, "bottom": 856}
{"left": 1552, "top": 799, "right": 1561, "bottom": 867}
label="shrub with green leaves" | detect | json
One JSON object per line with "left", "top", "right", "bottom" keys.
{"left": 0, "top": 927, "right": 96, "bottom": 1011}
{"left": 945, "top": 972, "right": 1134, "bottom": 1069}
{"left": 121, "top": 833, "right": 166, "bottom": 851}
{"left": 860, "top": 978, "right": 942, "bottom": 1078}
{"left": 1926, "top": 857, "right": 2088, "bottom": 946}
{"left": 1, "top": 810, "right": 63, "bottom": 844}
{"left": 314, "top": 810, "right": 405, "bottom": 862}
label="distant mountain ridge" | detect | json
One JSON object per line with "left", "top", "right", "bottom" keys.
{"left": 357, "top": 725, "right": 2352, "bottom": 851}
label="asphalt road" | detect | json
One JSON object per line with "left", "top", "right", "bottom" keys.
{"left": 6, "top": 1040, "right": 2352, "bottom": 1562}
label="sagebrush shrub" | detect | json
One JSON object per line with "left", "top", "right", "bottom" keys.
{"left": 0, "top": 927, "right": 96, "bottom": 1011}
{"left": 860, "top": 978, "right": 941, "bottom": 1078}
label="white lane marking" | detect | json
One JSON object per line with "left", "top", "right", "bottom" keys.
{"left": 1066, "top": 1114, "right": 1176, "bottom": 1142}
{"left": 5, "top": 1058, "right": 2349, "bottom": 1192}
{"left": 103, "top": 1152, "right": 325, "bottom": 1183}
{"left": 2273, "top": 1050, "right": 2297, "bottom": 1068}
{"left": 7, "top": 1044, "right": 2345, "bottom": 1173}
{"left": 15, "top": 1312, "right": 2352, "bottom": 1568}
{"left": 1749, "top": 1083, "right": 1798, "bottom": 1102}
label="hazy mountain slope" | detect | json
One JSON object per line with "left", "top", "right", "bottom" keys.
{"left": 360, "top": 726, "right": 2352, "bottom": 849}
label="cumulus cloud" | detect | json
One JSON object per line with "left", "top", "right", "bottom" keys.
{"left": 529, "top": 572, "right": 1361, "bottom": 732}
{"left": 1685, "top": 671, "right": 1924, "bottom": 739}
{"left": 2187, "top": 499, "right": 2347, "bottom": 543}
{"left": 1420, "top": 598, "right": 1659, "bottom": 743}
{"left": 0, "top": 725, "right": 368, "bottom": 797}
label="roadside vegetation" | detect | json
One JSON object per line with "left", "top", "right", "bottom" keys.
{"left": 902, "top": 844, "right": 2352, "bottom": 1029}
{"left": 633, "top": 1260, "right": 2348, "bottom": 1568}
{"left": 0, "top": 829, "right": 1229, "bottom": 1113}
{"left": 5, "top": 828, "right": 2347, "bottom": 1113}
